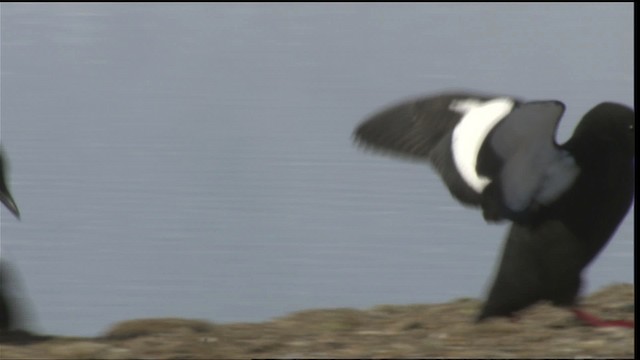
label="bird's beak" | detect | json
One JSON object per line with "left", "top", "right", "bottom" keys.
{"left": 0, "top": 191, "right": 20, "bottom": 219}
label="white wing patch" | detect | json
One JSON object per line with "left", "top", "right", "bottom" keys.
{"left": 451, "top": 98, "right": 516, "bottom": 192}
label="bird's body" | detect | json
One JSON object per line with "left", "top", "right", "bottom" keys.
{"left": 479, "top": 111, "right": 634, "bottom": 320}
{"left": 353, "top": 91, "right": 634, "bottom": 325}
{"left": 0, "top": 262, "right": 19, "bottom": 331}
{"left": 1, "top": 149, "right": 21, "bottom": 333}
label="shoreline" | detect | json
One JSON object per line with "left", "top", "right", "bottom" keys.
{"left": 0, "top": 283, "right": 634, "bottom": 359}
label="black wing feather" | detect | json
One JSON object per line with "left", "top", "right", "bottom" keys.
{"left": 354, "top": 92, "right": 515, "bottom": 206}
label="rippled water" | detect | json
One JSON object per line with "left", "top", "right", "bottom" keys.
{"left": 0, "top": 3, "right": 634, "bottom": 336}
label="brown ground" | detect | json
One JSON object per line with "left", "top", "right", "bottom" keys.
{"left": 0, "top": 283, "right": 634, "bottom": 359}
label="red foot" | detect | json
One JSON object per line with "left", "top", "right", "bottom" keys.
{"left": 571, "top": 308, "right": 634, "bottom": 329}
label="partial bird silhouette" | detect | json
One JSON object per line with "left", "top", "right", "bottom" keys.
{"left": 354, "top": 91, "right": 634, "bottom": 328}
{"left": 0, "top": 148, "right": 26, "bottom": 339}
{"left": 0, "top": 149, "right": 48, "bottom": 345}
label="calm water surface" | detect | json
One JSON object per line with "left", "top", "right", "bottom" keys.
{"left": 0, "top": 3, "right": 634, "bottom": 336}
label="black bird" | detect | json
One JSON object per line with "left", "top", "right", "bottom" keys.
{"left": 0, "top": 262, "right": 20, "bottom": 332}
{"left": 0, "top": 150, "right": 47, "bottom": 344}
{"left": 353, "top": 91, "right": 634, "bottom": 327}
{"left": 1, "top": 148, "right": 21, "bottom": 332}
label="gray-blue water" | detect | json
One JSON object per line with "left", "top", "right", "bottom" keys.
{"left": 0, "top": 3, "right": 634, "bottom": 337}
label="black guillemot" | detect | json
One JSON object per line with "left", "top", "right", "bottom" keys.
{"left": 354, "top": 91, "right": 634, "bottom": 328}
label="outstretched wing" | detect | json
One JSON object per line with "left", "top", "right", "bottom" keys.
{"left": 353, "top": 92, "right": 519, "bottom": 207}
{"left": 354, "top": 92, "right": 494, "bottom": 160}
{"left": 354, "top": 92, "right": 580, "bottom": 223}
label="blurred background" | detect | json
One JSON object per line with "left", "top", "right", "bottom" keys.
{"left": 0, "top": 3, "right": 633, "bottom": 337}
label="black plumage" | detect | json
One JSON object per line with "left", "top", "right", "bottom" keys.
{"left": 353, "top": 91, "right": 634, "bottom": 325}
{"left": 1, "top": 149, "right": 20, "bottom": 333}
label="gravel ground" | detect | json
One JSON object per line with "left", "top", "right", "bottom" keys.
{"left": 0, "top": 283, "right": 634, "bottom": 359}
